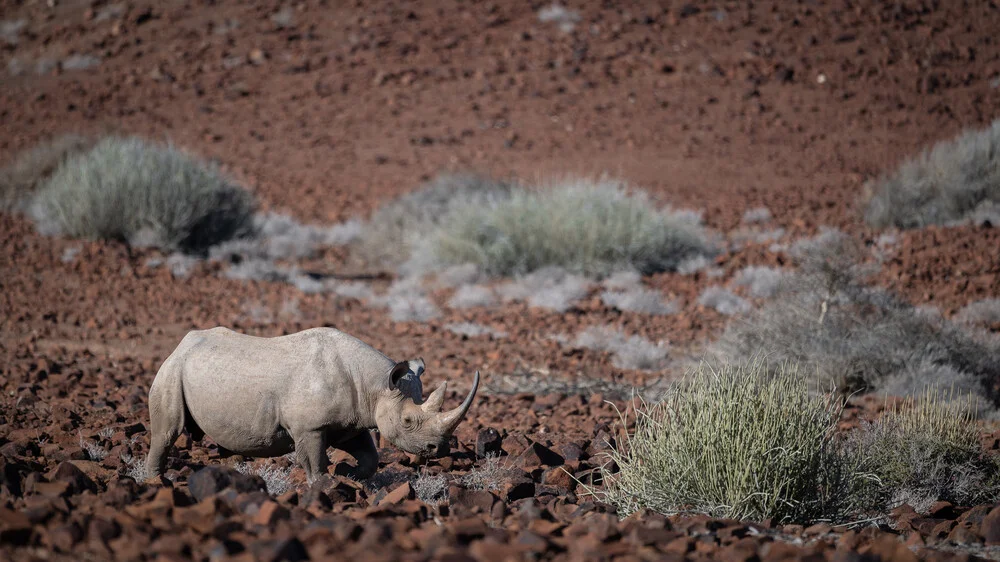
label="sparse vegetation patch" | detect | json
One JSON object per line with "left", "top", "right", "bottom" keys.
{"left": 709, "top": 231, "right": 1000, "bottom": 402}
{"left": 415, "top": 180, "right": 714, "bottom": 278}
{"left": 850, "top": 390, "right": 1000, "bottom": 514}
{"left": 29, "top": 137, "right": 256, "bottom": 253}
{"left": 571, "top": 326, "right": 669, "bottom": 371}
{"left": 865, "top": 119, "right": 1000, "bottom": 228}
{"left": 0, "top": 134, "right": 93, "bottom": 212}
{"left": 597, "top": 360, "right": 854, "bottom": 523}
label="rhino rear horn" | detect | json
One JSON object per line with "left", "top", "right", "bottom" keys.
{"left": 436, "top": 371, "right": 479, "bottom": 433}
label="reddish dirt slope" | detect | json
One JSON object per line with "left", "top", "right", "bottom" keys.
{"left": 3, "top": 0, "right": 1000, "bottom": 560}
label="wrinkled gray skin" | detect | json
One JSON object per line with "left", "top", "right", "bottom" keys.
{"left": 146, "top": 327, "right": 479, "bottom": 483}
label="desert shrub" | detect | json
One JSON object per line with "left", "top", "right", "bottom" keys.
{"left": 731, "top": 266, "right": 785, "bottom": 299}
{"left": 412, "top": 471, "right": 449, "bottom": 505}
{"left": 572, "top": 326, "right": 669, "bottom": 371}
{"left": 461, "top": 455, "right": 514, "bottom": 492}
{"left": 597, "top": 360, "right": 854, "bottom": 523}
{"left": 331, "top": 281, "right": 375, "bottom": 301}
{"left": 120, "top": 452, "right": 148, "bottom": 482}
{"left": 955, "top": 298, "right": 1000, "bottom": 329}
{"left": 865, "top": 119, "right": 1000, "bottom": 228}
{"left": 538, "top": 3, "right": 580, "bottom": 32}
{"left": 353, "top": 174, "right": 513, "bottom": 269}
{"left": 601, "top": 287, "right": 678, "bottom": 315}
{"left": 29, "top": 137, "right": 256, "bottom": 253}
{"left": 369, "top": 277, "right": 440, "bottom": 322}
{"left": 697, "top": 286, "right": 750, "bottom": 315}
{"left": 497, "top": 267, "right": 593, "bottom": 312}
{"left": 448, "top": 285, "right": 496, "bottom": 309}
{"left": 851, "top": 390, "right": 1000, "bottom": 514}
{"left": 602, "top": 270, "right": 642, "bottom": 290}
{"left": 710, "top": 232, "right": 1000, "bottom": 400}
{"left": 415, "top": 179, "right": 715, "bottom": 278}
{"left": 79, "top": 432, "right": 109, "bottom": 461}
{"left": 445, "top": 322, "right": 507, "bottom": 339}
{"left": 741, "top": 207, "right": 772, "bottom": 224}
{"left": 235, "top": 462, "right": 294, "bottom": 496}
{"left": 433, "top": 263, "right": 484, "bottom": 288}
{"left": 0, "top": 134, "right": 92, "bottom": 212}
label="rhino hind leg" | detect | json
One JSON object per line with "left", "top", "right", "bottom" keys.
{"left": 146, "top": 365, "right": 188, "bottom": 479}
{"left": 294, "top": 431, "right": 329, "bottom": 484}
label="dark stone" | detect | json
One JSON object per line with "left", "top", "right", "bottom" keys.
{"left": 53, "top": 461, "right": 98, "bottom": 495}
{"left": 188, "top": 466, "right": 265, "bottom": 502}
{"left": 475, "top": 428, "right": 503, "bottom": 458}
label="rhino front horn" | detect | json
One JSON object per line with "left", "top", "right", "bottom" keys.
{"left": 436, "top": 371, "right": 480, "bottom": 433}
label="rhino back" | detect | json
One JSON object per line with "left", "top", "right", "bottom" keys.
{"left": 175, "top": 327, "right": 388, "bottom": 453}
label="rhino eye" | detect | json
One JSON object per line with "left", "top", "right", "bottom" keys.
{"left": 403, "top": 415, "right": 414, "bottom": 427}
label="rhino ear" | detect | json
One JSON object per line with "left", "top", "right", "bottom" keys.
{"left": 389, "top": 361, "right": 410, "bottom": 389}
{"left": 409, "top": 358, "right": 426, "bottom": 378}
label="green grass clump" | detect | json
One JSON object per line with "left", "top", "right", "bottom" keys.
{"left": 417, "top": 179, "right": 714, "bottom": 277}
{"left": 852, "top": 390, "right": 1000, "bottom": 513}
{"left": 866, "top": 119, "right": 1000, "bottom": 228}
{"left": 597, "top": 360, "right": 854, "bottom": 523}
{"left": 29, "top": 137, "right": 255, "bottom": 253}
{"left": 0, "top": 134, "right": 92, "bottom": 212}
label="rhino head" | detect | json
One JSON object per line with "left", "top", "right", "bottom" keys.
{"left": 375, "top": 361, "right": 480, "bottom": 458}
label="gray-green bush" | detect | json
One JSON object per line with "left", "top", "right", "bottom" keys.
{"left": 415, "top": 179, "right": 714, "bottom": 277}
{"left": 29, "top": 137, "right": 256, "bottom": 253}
{"left": 709, "top": 231, "right": 1000, "bottom": 402}
{"left": 353, "top": 174, "right": 513, "bottom": 269}
{"left": 866, "top": 119, "right": 1000, "bottom": 228}
{"left": 851, "top": 390, "right": 1000, "bottom": 514}
{"left": 597, "top": 360, "right": 854, "bottom": 523}
{"left": 0, "top": 134, "right": 92, "bottom": 212}
{"left": 597, "top": 360, "right": 1000, "bottom": 524}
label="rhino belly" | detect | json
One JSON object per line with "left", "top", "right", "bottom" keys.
{"left": 182, "top": 377, "right": 295, "bottom": 457}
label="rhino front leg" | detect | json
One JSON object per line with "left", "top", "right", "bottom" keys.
{"left": 337, "top": 431, "right": 379, "bottom": 480}
{"left": 295, "top": 431, "right": 329, "bottom": 484}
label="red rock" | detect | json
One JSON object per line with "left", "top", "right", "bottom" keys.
{"left": 500, "top": 475, "right": 535, "bottom": 502}
{"left": 33, "top": 480, "right": 71, "bottom": 498}
{"left": 448, "top": 517, "right": 488, "bottom": 540}
{"left": 377, "top": 482, "right": 413, "bottom": 505}
{"left": 719, "top": 539, "right": 759, "bottom": 562}
{"left": 927, "top": 501, "right": 956, "bottom": 519}
{"left": 957, "top": 504, "right": 991, "bottom": 527}
{"left": 469, "top": 538, "right": 525, "bottom": 560}
{"left": 87, "top": 517, "right": 121, "bottom": 543}
{"left": 48, "top": 521, "right": 84, "bottom": 551}
{"left": 860, "top": 535, "right": 919, "bottom": 562}
{"left": 930, "top": 519, "right": 956, "bottom": 539}
{"left": 803, "top": 522, "right": 832, "bottom": 536}
{"left": 663, "top": 536, "right": 694, "bottom": 555}
{"left": 522, "top": 442, "right": 564, "bottom": 468}
{"left": 541, "top": 466, "right": 574, "bottom": 490}
{"left": 0, "top": 507, "right": 33, "bottom": 545}
{"left": 948, "top": 524, "right": 979, "bottom": 546}
{"left": 449, "top": 485, "right": 501, "bottom": 517}
{"left": 52, "top": 461, "right": 98, "bottom": 495}
{"left": 515, "top": 530, "right": 550, "bottom": 552}
{"left": 983, "top": 505, "right": 1000, "bottom": 544}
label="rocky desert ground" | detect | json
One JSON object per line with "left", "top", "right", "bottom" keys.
{"left": 3, "top": 0, "right": 1000, "bottom": 560}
